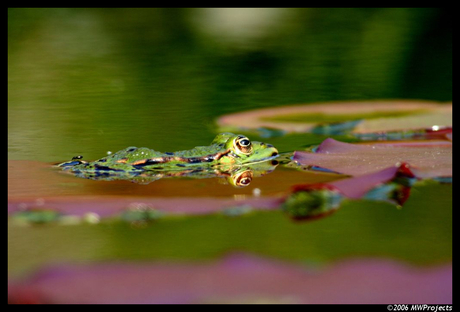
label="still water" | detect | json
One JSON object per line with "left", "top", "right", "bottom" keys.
{"left": 8, "top": 8, "right": 452, "bottom": 303}
{"left": 8, "top": 8, "right": 452, "bottom": 162}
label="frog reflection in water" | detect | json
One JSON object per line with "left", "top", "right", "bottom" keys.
{"left": 58, "top": 133, "right": 279, "bottom": 187}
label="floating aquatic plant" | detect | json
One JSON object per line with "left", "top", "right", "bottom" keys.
{"left": 294, "top": 138, "right": 452, "bottom": 178}
{"left": 217, "top": 100, "right": 451, "bottom": 138}
{"left": 7, "top": 254, "right": 451, "bottom": 304}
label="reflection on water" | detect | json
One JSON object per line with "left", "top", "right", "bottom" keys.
{"left": 59, "top": 158, "right": 279, "bottom": 187}
{"left": 8, "top": 159, "right": 332, "bottom": 199}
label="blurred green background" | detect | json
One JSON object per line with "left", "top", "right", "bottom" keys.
{"left": 8, "top": 9, "right": 452, "bottom": 289}
{"left": 8, "top": 8, "right": 452, "bottom": 162}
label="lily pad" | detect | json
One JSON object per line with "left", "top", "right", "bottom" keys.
{"left": 217, "top": 100, "right": 452, "bottom": 135}
{"left": 8, "top": 196, "right": 282, "bottom": 222}
{"left": 282, "top": 163, "right": 417, "bottom": 220}
{"left": 7, "top": 254, "right": 452, "bottom": 304}
{"left": 282, "top": 137, "right": 452, "bottom": 220}
{"left": 293, "top": 138, "right": 452, "bottom": 178}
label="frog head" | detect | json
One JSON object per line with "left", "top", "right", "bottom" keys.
{"left": 212, "top": 133, "right": 279, "bottom": 165}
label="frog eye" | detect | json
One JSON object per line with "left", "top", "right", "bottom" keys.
{"left": 231, "top": 170, "right": 253, "bottom": 187}
{"left": 233, "top": 136, "right": 253, "bottom": 155}
{"left": 239, "top": 139, "right": 250, "bottom": 146}
{"left": 237, "top": 176, "right": 252, "bottom": 187}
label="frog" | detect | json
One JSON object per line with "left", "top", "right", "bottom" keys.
{"left": 61, "top": 158, "right": 280, "bottom": 187}
{"left": 57, "top": 133, "right": 279, "bottom": 186}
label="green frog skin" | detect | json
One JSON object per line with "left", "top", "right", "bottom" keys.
{"left": 58, "top": 133, "right": 279, "bottom": 174}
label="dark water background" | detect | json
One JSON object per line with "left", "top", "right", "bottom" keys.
{"left": 8, "top": 8, "right": 452, "bottom": 297}
{"left": 8, "top": 8, "right": 452, "bottom": 162}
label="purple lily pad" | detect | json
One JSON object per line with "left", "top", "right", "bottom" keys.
{"left": 329, "top": 163, "right": 412, "bottom": 199}
{"left": 282, "top": 162, "right": 417, "bottom": 221}
{"left": 284, "top": 138, "right": 452, "bottom": 220}
{"left": 291, "top": 163, "right": 413, "bottom": 200}
{"left": 294, "top": 138, "right": 452, "bottom": 178}
{"left": 8, "top": 254, "right": 452, "bottom": 304}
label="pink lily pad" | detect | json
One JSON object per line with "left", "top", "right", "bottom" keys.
{"left": 329, "top": 163, "right": 412, "bottom": 199}
{"left": 294, "top": 138, "right": 452, "bottom": 178}
{"left": 282, "top": 163, "right": 418, "bottom": 220}
{"left": 291, "top": 163, "right": 413, "bottom": 200}
{"left": 7, "top": 254, "right": 452, "bottom": 304}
